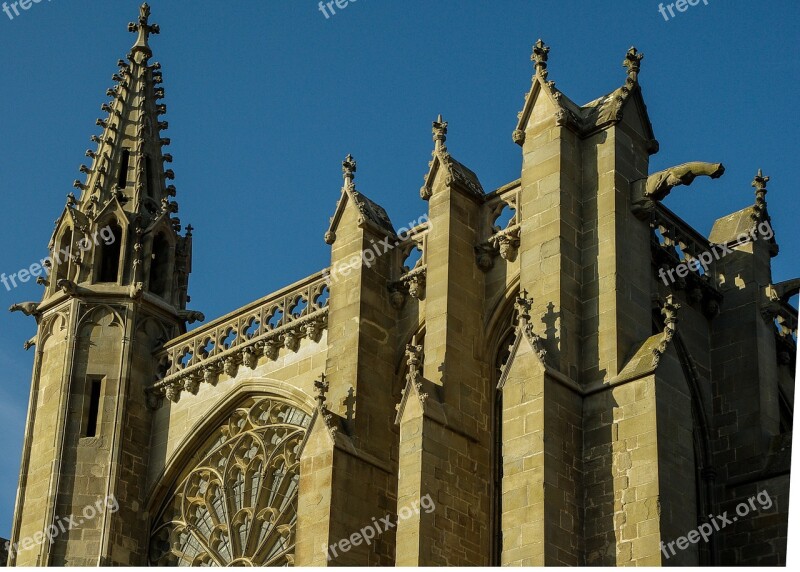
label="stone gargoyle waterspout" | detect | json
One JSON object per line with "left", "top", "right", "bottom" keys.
{"left": 632, "top": 162, "right": 725, "bottom": 218}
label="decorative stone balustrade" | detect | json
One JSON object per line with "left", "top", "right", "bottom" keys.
{"left": 149, "top": 270, "right": 330, "bottom": 406}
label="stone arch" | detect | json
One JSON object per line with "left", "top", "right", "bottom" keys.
{"left": 94, "top": 216, "right": 125, "bottom": 283}
{"left": 77, "top": 304, "right": 125, "bottom": 332}
{"left": 38, "top": 310, "right": 71, "bottom": 350}
{"left": 148, "top": 231, "right": 173, "bottom": 299}
{"left": 483, "top": 281, "right": 519, "bottom": 566}
{"left": 147, "top": 381, "right": 315, "bottom": 567}
{"left": 54, "top": 226, "right": 74, "bottom": 285}
{"left": 483, "top": 275, "right": 521, "bottom": 362}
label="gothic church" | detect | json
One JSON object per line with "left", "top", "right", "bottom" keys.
{"left": 7, "top": 4, "right": 794, "bottom": 566}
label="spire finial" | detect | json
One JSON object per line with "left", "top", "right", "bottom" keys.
{"left": 752, "top": 168, "right": 770, "bottom": 213}
{"left": 314, "top": 373, "right": 329, "bottom": 411}
{"left": 623, "top": 46, "right": 643, "bottom": 81}
{"left": 128, "top": 3, "right": 160, "bottom": 58}
{"left": 531, "top": 39, "right": 550, "bottom": 74}
{"left": 432, "top": 114, "right": 448, "bottom": 151}
{"left": 514, "top": 289, "right": 532, "bottom": 324}
{"left": 342, "top": 154, "right": 356, "bottom": 187}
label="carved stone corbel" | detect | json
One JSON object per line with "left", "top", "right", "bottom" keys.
{"left": 203, "top": 363, "right": 221, "bottom": 387}
{"left": 283, "top": 331, "right": 301, "bottom": 352}
{"left": 488, "top": 226, "right": 521, "bottom": 262}
{"left": 165, "top": 383, "right": 181, "bottom": 404}
{"left": 475, "top": 243, "right": 497, "bottom": 272}
{"left": 263, "top": 339, "right": 281, "bottom": 361}
{"left": 223, "top": 356, "right": 239, "bottom": 377}
{"left": 242, "top": 347, "right": 258, "bottom": 370}
{"left": 184, "top": 374, "right": 201, "bottom": 396}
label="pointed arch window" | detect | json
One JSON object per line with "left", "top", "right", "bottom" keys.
{"left": 145, "top": 155, "right": 155, "bottom": 199}
{"left": 55, "top": 228, "right": 73, "bottom": 283}
{"left": 149, "top": 397, "right": 310, "bottom": 567}
{"left": 492, "top": 328, "right": 516, "bottom": 566}
{"left": 118, "top": 149, "right": 131, "bottom": 189}
{"left": 97, "top": 219, "right": 123, "bottom": 283}
{"left": 149, "top": 233, "right": 171, "bottom": 298}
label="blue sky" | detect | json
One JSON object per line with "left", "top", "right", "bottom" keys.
{"left": 0, "top": 0, "right": 797, "bottom": 539}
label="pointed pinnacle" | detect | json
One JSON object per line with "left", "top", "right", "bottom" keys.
{"left": 623, "top": 47, "right": 644, "bottom": 80}
{"left": 433, "top": 115, "right": 448, "bottom": 151}
{"left": 532, "top": 39, "right": 550, "bottom": 73}
{"left": 342, "top": 154, "right": 357, "bottom": 185}
{"left": 752, "top": 169, "right": 770, "bottom": 193}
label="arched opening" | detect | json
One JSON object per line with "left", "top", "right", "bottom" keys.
{"left": 55, "top": 228, "right": 73, "bottom": 283}
{"left": 492, "top": 327, "right": 516, "bottom": 565}
{"left": 148, "top": 396, "right": 311, "bottom": 566}
{"left": 149, "top": 233, "right": 171, "bottom": 298}
{"left": 97, "top": 219, "right": 123, "bottom": 283}
{"left": 145, "top": 155, "right": 155, "bottom": 199}
{"left": 117, "top": 149, "right": 131, "bottom": 189}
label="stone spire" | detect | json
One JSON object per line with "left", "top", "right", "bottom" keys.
{"left": 69, "top": 2, "right": 179, "bottom": 226}
{"left": 46, "top": 3, "right": 193, "bottom": 311}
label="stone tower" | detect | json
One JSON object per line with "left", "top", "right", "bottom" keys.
{"left": 8, "top": 4, "right": 197, "bottom": 565}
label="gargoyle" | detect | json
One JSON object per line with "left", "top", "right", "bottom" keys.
{"left": 23, "top": 336, "right": 37, "bottom": 351}
{"left": 9, "top": 302, "right": 39, "bottom": 317}
{"left": 772, "top": 278, "right": 800, "bottom": 303}
{"left": 177, "top": 310, "right": 205, "bottom": 324}
{"left": 632, "top": 162, "right": 725, "bottom": 219}
{"left": 56, "top": 279, "right": 90, "bottom": 297}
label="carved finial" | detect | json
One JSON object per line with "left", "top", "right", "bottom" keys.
{"left": 514, "top": 289, "right": 532, "bottom": 324}
{"left": 185, "top": 224, "right": 194, "bottom": 237}
{"left": 314, "top": 373, "right": 330, "bottom": 411}
{"left": 342, "top": 154, "right": 356, "bottom": 188}
{"left": 531, "top": 39, "right": 550, "bottom": 74}
{"left": 405, "top": 335, "right": 423, "bottom": 374}
{"left": 623, "top": 47, "right": 643, "bottom": 81}
{"left": 652, "top": 295, "right": 681, "bottom": 367}
{"left": 128, "top": 3, "right": 160, "bottom": 58}
{"left": 404, "top": 336, "right": 426, "bottom": 400}
{"left": 661, "top": 295, "right": 680, "bottom": 332}
{"left": 752, "top": 168, "right": 770, "bottom": 210}
{"left": 432, "top": 114, "right": 448, "bottom": 152}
